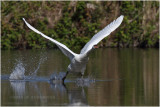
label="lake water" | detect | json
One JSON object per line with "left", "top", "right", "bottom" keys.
{"left": 1, "top": 48, "right": 159, "bottom": 106}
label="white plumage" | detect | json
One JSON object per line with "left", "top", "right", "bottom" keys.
{"left": 23, "top": 15, "right": 124, "bottom": 80}
{"left": 80, "top": 15, "right": 124, "bottom": 54}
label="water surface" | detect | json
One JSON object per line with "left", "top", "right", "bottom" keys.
{"left": 1, "top": 48, "right": 159, "bottom": 106}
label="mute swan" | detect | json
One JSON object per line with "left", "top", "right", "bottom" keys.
{"left": 23, "top": 15, "right": 124, "bottom": 81}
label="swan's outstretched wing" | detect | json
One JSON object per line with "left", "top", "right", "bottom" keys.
{"left": 23, "top": 18, "right": 77, "bottom": 60}
{"left": 80, "top": 15, "right": 124, "bottom": 54}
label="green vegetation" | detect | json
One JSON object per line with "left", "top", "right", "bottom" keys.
{"left": 1, "top": 1, "right": 159, "bottom": 50}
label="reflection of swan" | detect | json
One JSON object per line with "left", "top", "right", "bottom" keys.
{"left": 23, "top": 15, "right": 124, "bottom": 80}
{"left": 10, "top": 81, "right": 26, "bottom": 99}
{"left": 68, "top": 87, "right": 88, "bottom": 106}
{"left": 49, "top": 81, "right": 88, "bottom": 106}
{"left": 49, "top": 81, "right": 67, "bottom": 96}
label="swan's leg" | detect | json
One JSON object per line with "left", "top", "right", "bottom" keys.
{"left": 81, "top": 72, "right": 84, "bottom": 79}
{"left": 62, "top": 71, "right": 69, "bottom": 82}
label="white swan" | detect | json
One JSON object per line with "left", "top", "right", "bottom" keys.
{"left": 23, "top": 15, "right": 124, "bottom": 81}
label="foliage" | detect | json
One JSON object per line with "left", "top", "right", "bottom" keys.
{"left": 1, "top": 1, "right": 159, "bottom": 50}
{"left": 115, "top": 1, "right": 143, "bottom": 47}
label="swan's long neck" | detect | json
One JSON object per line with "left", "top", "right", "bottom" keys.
{"left": 79, "top": 47, "right": 94, "bottom": 60}
{"left": 85, "top": 47, "right": 94, "bottom": 56}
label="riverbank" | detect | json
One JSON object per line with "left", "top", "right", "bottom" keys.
{"left": 1, "top": 1, "right": 159, "bottom": 50}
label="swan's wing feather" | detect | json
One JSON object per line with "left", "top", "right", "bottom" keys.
{"left": 23, "top": 18, "right": 76, "bottom": 60}
{"left": 80, "top": 15, "right": 124, "bottom": 54}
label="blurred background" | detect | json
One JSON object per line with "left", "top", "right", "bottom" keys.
{"left": 1, "top": 1, "right": 159, "bottom": 50}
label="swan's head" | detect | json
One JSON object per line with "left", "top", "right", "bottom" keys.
{"left": 93, "top": 45, "right": 99, "bottom": 49}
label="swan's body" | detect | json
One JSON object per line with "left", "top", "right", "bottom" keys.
{"left": 23, "top": 15, "right": 124, "bottom": 80}
{"left": 68, "top": 54, "right": 89, "bottom": 75}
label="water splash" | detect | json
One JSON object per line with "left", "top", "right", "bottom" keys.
{"left": 49, "top": 72, "right": 66, "bottom": 80}
{"left": 27, "top": 57, "right": 47, "bottom": 80}
{"left": 75, "top": 77, "right": 95, "bottom": 87}
{"left": 9, "top": 61, "right": 25, "bottom": 80}
{"left": 9, "top": 56, "right": 47, "bottom": 80}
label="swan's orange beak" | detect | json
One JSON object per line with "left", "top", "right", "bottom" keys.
{"left": 94, "top": 45, "right": 99, "bottom": 49}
